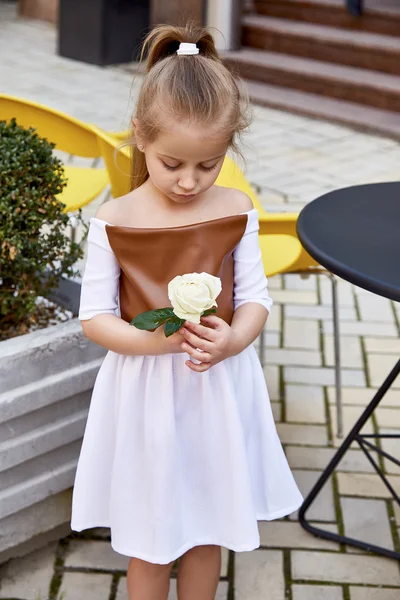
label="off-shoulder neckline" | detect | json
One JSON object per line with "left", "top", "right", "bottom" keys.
{"left": 90, "top": 208, "right": 257, "bottom": 232}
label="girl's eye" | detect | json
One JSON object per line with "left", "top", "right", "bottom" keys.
{"left": 162, "top": 162, "right": 218, "bottom": 172}
{"left": 200, "top": 164, "right": 219, "bottom": 172}
{"left": 163, "top": 163, "right": 179, "bottom": 171}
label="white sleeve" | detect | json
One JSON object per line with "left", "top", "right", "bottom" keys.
{"left": 78, "top": 218, "right": 121, "bottom": 321}
{"left": 233, "top": 210, "right": 273, "bottom": 313}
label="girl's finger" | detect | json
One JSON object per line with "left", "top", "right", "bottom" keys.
{"left": 184, "top": 320, "right": 218, "bottom": 341}
{"left": 181, "top": 328, "right": 213, "bottom": 352}
{"left": 185, "top": 359, "right": 210, "bottom": 372}
{"left": 182, "top": 343, "right": 211, "bottom": 363}
{"left": 200, "top": 315, "right": 222, "bottom": 328}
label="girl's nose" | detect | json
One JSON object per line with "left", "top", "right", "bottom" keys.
{"left": 178, "top": 173, "right": 197, "bottom": 191}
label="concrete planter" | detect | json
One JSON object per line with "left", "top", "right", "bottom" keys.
{"left": 0, "top": 279, "right": 106, "bottom": 562}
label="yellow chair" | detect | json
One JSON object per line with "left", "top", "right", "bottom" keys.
{"left": 91, "top": 125, "right": 132, "bottom": 199}
{"left": 216, "top": 157, "right": 343, "bottom": 436}
{"left": 0, "top": 94, "right": 109, "bottom": 225}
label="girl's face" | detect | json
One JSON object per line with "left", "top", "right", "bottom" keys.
{"left": 135, "top": 119, "right": 229, "bottom": 205}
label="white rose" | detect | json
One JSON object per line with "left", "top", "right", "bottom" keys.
{"left": 168, "top": 272, "right": 222, "bottom": 324}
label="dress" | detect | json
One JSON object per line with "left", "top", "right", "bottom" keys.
{"left": 71, "top": 208, "right": 303, "bottom": 564}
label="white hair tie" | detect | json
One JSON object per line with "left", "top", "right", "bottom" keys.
{"left": 176, "top": 42, "right": 199, "bottom": 56}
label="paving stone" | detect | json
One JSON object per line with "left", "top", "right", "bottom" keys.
{"left": 276, "top": 423, "right": 328, "bottom": 446}
{"left": 364, "top": 337, "right": 400, "bottom": 355}
{"left": 266, "top": 304, "right": 281, "bottom": 332}
{"left": 60, "top": 572, "right": 113, "bottom": 600}
{"left": 268, "top": 348, "right": 321, "bottom": 367}
{"left": 291, "top": 550, "right": 400, "bottom": 586}
{"left": 319, "top": 278, "right": 355, "bottom": 307}
{"left": 284, "top": 319, "right": 319, "bottom": 350}
{"left": 235, "top": 550, "right": 284, "bottom": 600}
{"left": 370, "top": 428, "right": 400, "bottom": 476}
{"left": 368, "top": 354, "right": 400, "bottom": 389}
{"left": 0, "top": 543, "right": 55, "bottom": 599}
{"left": 341, "top": 497, "right": 394, "bottom": 551}
{"left": 64, "top": 540, "right": 129, "bottom": 571}
{"left": 350, "top": 588, "right": 400, "bottom": 600}
{"left": 259, "top": 521, "right": 338, "bottom": 550}
{"left": 284, "top": 274, "right": 317, "bottom": 291}
{"left": 377, "top": 430, "right": 400, "bottom": 476}
{"left": 263, "top": 365, "right": 280, "bottom": 401}
{"left": 271, "top": 289, "right": 318, "bottom": 305}
{"left": 268, "top": 275, "right": 283, "bottom": 290}
{"left": 271, "top": 401, "right": 282, "bottom": 422}
{"left": 323, "top": 321, "right": 398, "bottom": 338}
{"left": 290, "top": 470, "right": 336, "bottom": 522}
{"left": 392, "top": 500, "right": 400, "bottom": 526}
{"left": 285, "top": 304, "right": 357, "bottom": 321}
{"left": 375, "top": 408, "right": 400, "bottom": 430}
{"left": 329, "top": 404, "right": 374, "bottom": 448}
{"left": 285, "top": 446, "right": 374, "bottom": 473}
{"left": 116, "top": 577, "right": 228, "bottom": 600}
{"left": 338, "top": 473, "right": 400, "bottom": 499}
{"left": 356, "top": 293, "right": 395, "bottom": 323}
{"left": 292, "top": 584, "right": 343, "bottom": 600}
{"left": 327, "top": 386, "right": 399, "bottom": 408}
{"left": 285, "top": 366, "right": 365, "bottom": 388}
{"left": 253, "top": 330, "right": 280, "bottom": 349}
{"left": 324, "top": 334, "right": 363, "bottom": 369}
{"left": 285, "top": 384, "right": 326, "bottom": 424}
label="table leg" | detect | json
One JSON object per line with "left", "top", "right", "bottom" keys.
{"left": 299, "top": 358, "right": 400, "bottom": 560}
{"left": 330, "top": 273, "right": 343, "bottom": 438}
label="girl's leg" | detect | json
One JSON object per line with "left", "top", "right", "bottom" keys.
{"left": 176, "top": 545, "right": 221, "bottom": 600}
{"left": 127, "top": 557, "right": 175, "bottom": 600}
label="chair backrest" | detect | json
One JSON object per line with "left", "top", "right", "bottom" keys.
{"left": 0, "top": 94, "right": 100, "bottom": 157}
{"left": 91, "top": 125, "right": 132, "bottom": 198}
{"left": 215, "top": 155, "right": 267, "bottom": 216}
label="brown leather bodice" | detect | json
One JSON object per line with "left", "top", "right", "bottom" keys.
{"left": 105, "top": 213, "right": 248, "bottom": 325}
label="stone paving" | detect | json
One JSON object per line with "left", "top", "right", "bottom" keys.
{"left": 1, "top": 3, "right": 400, "bottom": 599}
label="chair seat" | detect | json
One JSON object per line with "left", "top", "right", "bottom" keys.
{"left": 259, "top": 234, "right": 302, "bottom": 278}
{"left": 59, "top": 166, "right": 109, "bottom": 213}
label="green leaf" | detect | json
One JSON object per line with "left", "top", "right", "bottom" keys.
{"left": 202, "top": 308, "right": 217, "bottom": 317}
{"left": 164, "top": 316, "right": 185, "bottom": 337}
{"left": 130, "top": 307, "right": 175, "bottom": 330}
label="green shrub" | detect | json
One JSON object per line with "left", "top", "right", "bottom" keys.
{"left": 0, "top": 118, "right": 86, "bottom": 340}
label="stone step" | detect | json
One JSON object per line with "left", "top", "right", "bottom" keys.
{"left": 0, "top": 358, "right": 101, "bottom": 424}
{"left": 243, "top": 14, "right": 400, "bottom": 75}
{"left": 0, "top": 446, "right": 79, "bottom": 520}
{"left": 245, "top": 79, "right": 400, "bottom": 140}
{"left": 226, "top": 48, "right": 400, "bottom": 111}
{"left": 254, "top": 0, "right": 400, "bottom": 37}
{"left": 0, "top": 409, "right": 88, "bottom": 472}
{"left": 0, "top": 320, "right": 105, "bottom": 392}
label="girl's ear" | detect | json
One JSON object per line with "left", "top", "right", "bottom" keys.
{"left": 132, "top": 118, "right": 143, "bottom": 148}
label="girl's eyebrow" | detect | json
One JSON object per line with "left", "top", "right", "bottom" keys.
{"left": 159, "top": 153, "right": 225, "bottom": 163}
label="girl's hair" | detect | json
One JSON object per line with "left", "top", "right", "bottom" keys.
{"left": 130, "top": 23, "right": 250, "bottom": 190}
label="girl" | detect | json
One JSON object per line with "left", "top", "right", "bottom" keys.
{"left": 71, "top": 23, "right": 302, "bottom": 600}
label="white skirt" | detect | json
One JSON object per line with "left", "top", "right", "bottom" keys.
{"left": 71, "top": 344, "right": 303, "bottom": 564}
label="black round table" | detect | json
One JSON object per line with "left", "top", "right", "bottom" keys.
{"left": 296, "top": 181, "right": 400, "bottom": 560}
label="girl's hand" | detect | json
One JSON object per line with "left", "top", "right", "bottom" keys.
{"left": 152, "top": 325, "right": 186, "bottom": 355}
{"left": 179, "top": 315, "right": 239, "bottom": 372}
